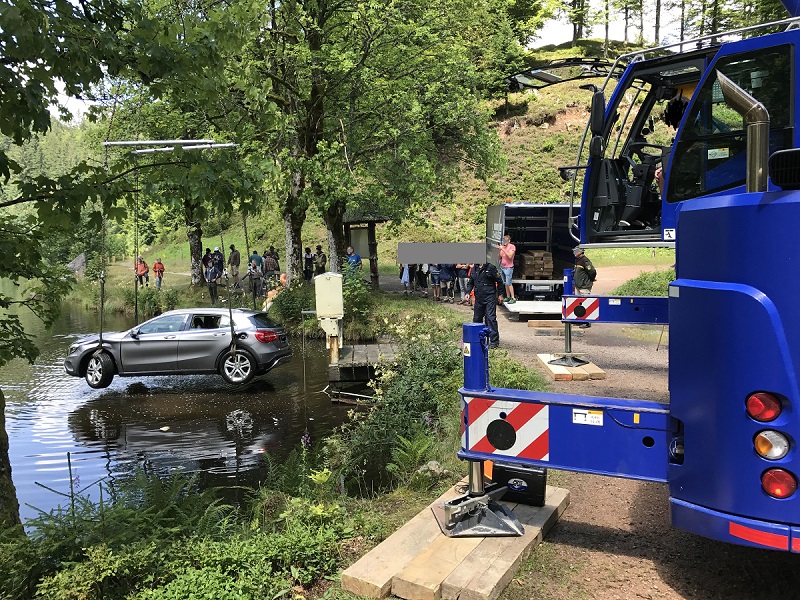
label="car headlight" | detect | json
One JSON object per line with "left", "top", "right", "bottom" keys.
{"left": 68, "top": 344, "right": 79, "bottom": 355}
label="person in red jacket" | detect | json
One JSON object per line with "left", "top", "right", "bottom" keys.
{"left": 153, "top": 258, "right": 165, "bottom": 290}
{"left": 135, "top": 257, "right": 149, "bottom": 287}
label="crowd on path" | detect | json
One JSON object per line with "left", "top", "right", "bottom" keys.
{"left": 396, "top": 236, "right": 597, "bottom": 348}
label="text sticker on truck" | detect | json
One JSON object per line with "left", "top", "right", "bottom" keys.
{"left": 573, "top": 409, "right": 603, "bottom": 426}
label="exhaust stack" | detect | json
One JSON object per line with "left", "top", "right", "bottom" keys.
{"left": 717, "top": 71, "right": 770, "bottom": 193}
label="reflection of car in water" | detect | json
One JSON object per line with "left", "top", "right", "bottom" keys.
{"left": 69, "top": 394, "right": 294, "bottom": 477}
{"left": 64, "top": 308, "right": 292, "bottom": 388}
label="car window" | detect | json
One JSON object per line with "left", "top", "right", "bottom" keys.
{"left": 190, "top": 315, "right": 227, "bottom": 330}
{"left": 138, "top": 314, "right": 186, "bottom": 334}
{"left": 250, "top": 313, "right": 279, "bottom": 328}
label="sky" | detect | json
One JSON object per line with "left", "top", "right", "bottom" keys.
{"left": 531, "top": 4, "right": 682, "bottom": 49}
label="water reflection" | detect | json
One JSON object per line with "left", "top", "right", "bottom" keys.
{"left": 0, "top": 295, "right": 347, "bottom": 522}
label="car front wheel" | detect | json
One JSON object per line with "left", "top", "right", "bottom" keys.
{"left": 220, "top": 350, "right": 256, "bottom": 385}
{"left": 85, "top": 353, "right": 115, "bottom": 389}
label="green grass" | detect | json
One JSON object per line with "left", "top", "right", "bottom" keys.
{"left": 590, "top": 247, "right": 675, "bottom": 268}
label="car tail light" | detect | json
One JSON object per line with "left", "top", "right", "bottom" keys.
{"left": 254, "top": 330, "right": 278, "bottom": 343}
{"left": 746, "top": 392, "right": 782, "bottom": 422}
{"left": 754, "top": 430, "right": 790, "bottom": 460}
{"left": 762, "top": 468, "right": 797, "bottom": 499}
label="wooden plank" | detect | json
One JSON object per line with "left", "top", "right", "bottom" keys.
{"left": 338, "top": 346, "right": 354, "bottom": 365}
{"left": 352, "top": 345, "right": 368, "bottom": 365}
{"left": 536, "top": 354, "right": 572, "bottom": 381}
{"left": 366, "top": 344, "right": 380, "bottom": 364}
{"left": 341, "top": 484, "right": 464, "bottom": 599}
{"left": 454, "top": 487, "right": 570, "bottom": 600}
{"left": 392, "top": 534, "right": 485, "bottom": 600}
{"left": 378, "top": 343, "right": 396, "bottom": 362}
{"left": 580, "top": 362, "right": 606, "bottom": 380}
{"left": 566, "top": 366, "right": 590, "bottom": 381}
{"left": 526, "top": 320, "right": 563, "bottom": 328}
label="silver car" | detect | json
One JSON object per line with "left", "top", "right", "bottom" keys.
{"left": 64, "top": 308, "right": 292, "bottom": 388}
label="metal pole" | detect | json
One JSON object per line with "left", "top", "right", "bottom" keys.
{"left": 468, "top": 460, "right": 485, "bottom": 496}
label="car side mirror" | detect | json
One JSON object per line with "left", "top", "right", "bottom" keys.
{"left": 130, "top": 328, "right": 140, "bottom": 339}
{"left": 590, "top": 90, "right": 605, "bottom": 136}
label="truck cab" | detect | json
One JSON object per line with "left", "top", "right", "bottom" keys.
{"left": 509, "top": 26, "right": 797, "bottom": 249}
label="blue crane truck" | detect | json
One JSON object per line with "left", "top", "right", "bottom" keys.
{"left": 437, "top": 6, "right": 800, "bottom": 551}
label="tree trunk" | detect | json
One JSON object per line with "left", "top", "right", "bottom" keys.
{"left": 0, "top": 389, "right": 22, "bottom": 530}
{"left": 624, "top": 7, "right": 629, "bottom": 42}
{"left": 283, "top": 168, "right": 306, "bottom": 287}
{"left": 323, "top": 199, "right": 346, "bottom": 273}
{"left": 184, "top": 199, "right": 204, "bottom": 286}
{"left": 604, "top": 0, "right": 609, "bottom": 57}
{"left": 655, "top": 0, "right": 661, "bottom": 44}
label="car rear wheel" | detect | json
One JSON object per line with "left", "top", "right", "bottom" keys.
{"left": 220, "top": 349, "right": 256, "bottom": 385}
{"left": 85, "top": 353, "right": 115, "bottom": 389}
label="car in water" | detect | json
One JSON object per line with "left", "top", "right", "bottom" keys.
{"left": 64, "top": 308, "right": 292, "bottom": 388}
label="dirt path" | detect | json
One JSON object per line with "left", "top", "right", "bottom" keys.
{"left": 380, "top": 266, "right": 800, "bottom": 598}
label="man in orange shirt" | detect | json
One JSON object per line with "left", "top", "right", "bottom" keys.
{"left": 135, "top": 257, "right": 149, "bottom": 287}
{"left": 153, "top": 258, "right": 165, "bottom": 290}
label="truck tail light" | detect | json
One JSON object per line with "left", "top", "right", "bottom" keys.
{"left": 754, "top": 430, "right": 790, "bottom": 460}
{"left": 762, "top": 468, "right": 797, "bottom": 499}
{"left": 254, "top": 330, "right": 278, "bottom": 343}
{"left": 746, "top": 392, "right": 782, "bottom": 422}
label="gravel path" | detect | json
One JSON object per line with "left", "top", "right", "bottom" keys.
{"left": 380, "top": 266, "right": 800, "bottom": 599}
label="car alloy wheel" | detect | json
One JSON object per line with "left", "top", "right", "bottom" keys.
{"left": 85, "top": 353, "right": 115, "bottom": 389}
{"left": 220, "top": 350, "right": 255, "bottom": 385}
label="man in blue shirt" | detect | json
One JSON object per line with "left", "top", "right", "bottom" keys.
{"left": 346, "top": 246, "right": 362, "bottom": 271}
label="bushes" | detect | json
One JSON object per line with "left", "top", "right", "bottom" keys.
{"left": 2, "top": 466, "right": 355, "bottom": 599}
{"left": 613, "top": 268, "right": 675, "bottom": 296}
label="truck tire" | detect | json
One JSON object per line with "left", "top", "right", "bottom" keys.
{"left": 85, "top": 353, "right": 115, "bottom": 389}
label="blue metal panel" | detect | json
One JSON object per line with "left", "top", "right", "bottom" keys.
{"left": 562, "top": 295, "right": 669, "bottom": 324}
{"left": 458, "top": 383, "right": 670, "bottom": 482}
{"left": 671, "top": 498, "right": 792, "bottom": 551}
{"left": 670, "top": 189, "right": 800, "bottom": 535}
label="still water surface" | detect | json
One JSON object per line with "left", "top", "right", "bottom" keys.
{"left": 0, "top": 300, "right": 348, "bottom": 523}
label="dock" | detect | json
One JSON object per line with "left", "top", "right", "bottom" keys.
{"left": 329, "top": 343, "right": 399, "bottom": 383}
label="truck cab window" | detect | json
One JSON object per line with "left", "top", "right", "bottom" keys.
{"left": 667, "top": 46, "right": 793, "bottom": 203}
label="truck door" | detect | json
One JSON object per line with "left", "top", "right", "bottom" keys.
{"left": 581, "top": 47, "right": 718, "bottom": 245}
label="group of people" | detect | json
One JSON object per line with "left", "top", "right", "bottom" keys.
{"left": 302, "top": 245, "right": 328, "bottom": 280}
{"left": 134, "top": 256, "right": 166, "bottom": 290}
{"left": 398, "top": 237, "right": 597, "bottom": 349}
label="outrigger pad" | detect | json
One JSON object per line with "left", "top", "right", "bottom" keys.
{"left": 548, "top": 355, "right": 589, "bottom": 367}
{"left": 432, "top": 497, "right": 524, "bottom": 538}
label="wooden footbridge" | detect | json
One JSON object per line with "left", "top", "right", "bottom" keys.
{"left": 328, "top": 343, "right": 399, "bottom": 383}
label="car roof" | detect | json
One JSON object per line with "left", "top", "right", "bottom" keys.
{"left": 160, "top": 308, "right": 262, "bottom": 317}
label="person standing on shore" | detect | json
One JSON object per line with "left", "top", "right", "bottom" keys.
{"left": 227, "top": 244, "right": 241, "bottom": 284}
{"left": 497, "top": 234, "right": 516, "bottom": 304}
{"left": 314, "top": 244, "right": 327, "bottom": 275}
{"left": 152, "top": 258, "right": 165, "bottom": 290}
{"left": 572, "top": 247, "right": 597, "bottom": 329}
{"left": 135, "top": 256, "right": 149, "bottom": 287}
{"left": 466, "top": 262, "right": 504, "bottom": 348}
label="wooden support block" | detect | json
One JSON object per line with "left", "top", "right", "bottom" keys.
{"left": 536, "top": 354, "right": 572, "bottom": 381}
{"left": 441, "top": 487, "right": 570, "bottom": 600}
{"left": 566, "top": 366, "right": 590, "bottom": 381}
{"left": 580, "top": 362, "right": 606, "bottom": 380}
{"left": 341, "top": 484, "right": 464, "bottom": 598}
{"left": 392, "top": 534, "right": 485, "bottom": 600}
{"left": 526, "top": 320, "right": 563, "bottom": 328}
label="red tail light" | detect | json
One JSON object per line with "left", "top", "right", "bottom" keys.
{"left": 762, "top": 468, "right": 797, "bottom": 499}
{"left": 254, "top": 330, "right": 278, "bottom": 343}
{"left": 746, "top": 392, "right": 782, "bottom": 422}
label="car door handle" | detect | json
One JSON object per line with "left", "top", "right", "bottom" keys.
{"left": 163, "top": 335, "right": 177, "bottom": 339}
